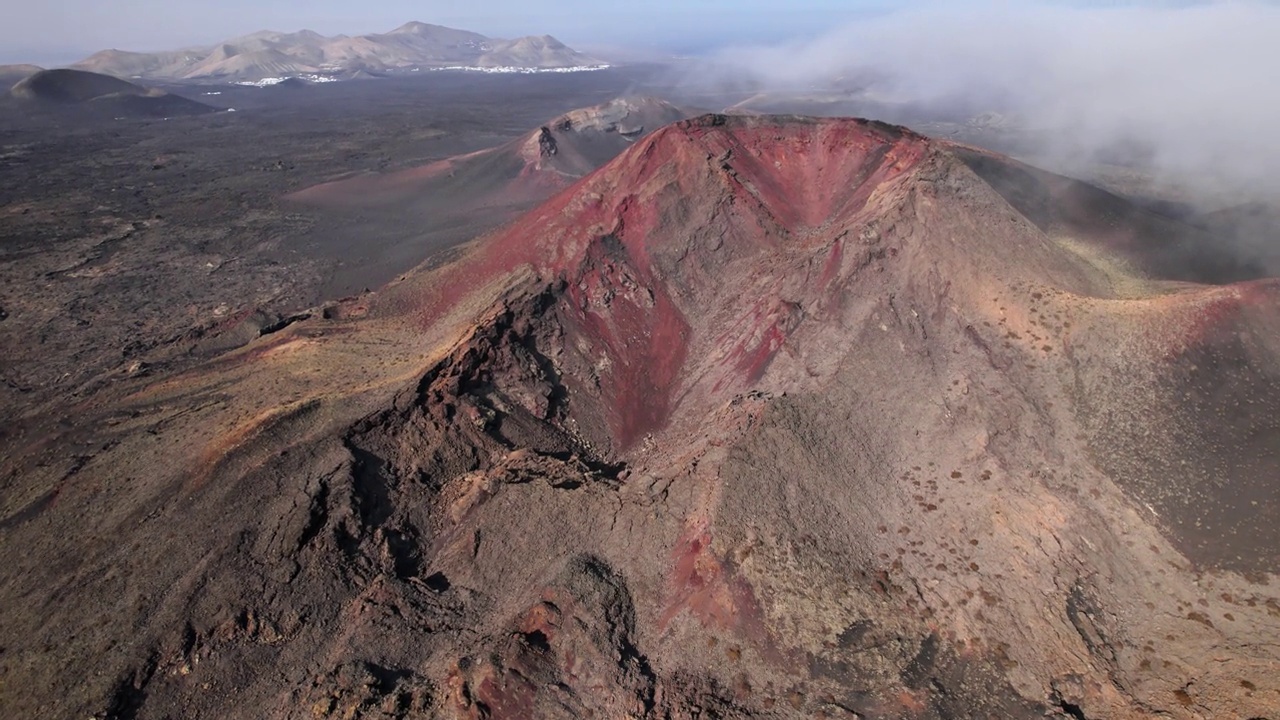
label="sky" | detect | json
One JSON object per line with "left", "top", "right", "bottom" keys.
{"left": 0, "top": 0, "right": 891, "bottom": 65}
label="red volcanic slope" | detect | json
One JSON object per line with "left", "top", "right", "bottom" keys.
{"left": 396, "top": 115, "right": 932, "bottom": 449}
{"left": 366, "top": 113, "right": 1280, "bottom": 717}
{"left": 386, "top": 112, "right": 1280, "bottom": 575}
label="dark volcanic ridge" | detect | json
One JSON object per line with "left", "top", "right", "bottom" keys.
{"left": 2, "top": 114, "right": 1279, "bottom": 720}
{"left": 288, "top": 96, "right": 691, "bottom": 222}
{"left": 8, "top": 68, "right": 218, "bottom": 117}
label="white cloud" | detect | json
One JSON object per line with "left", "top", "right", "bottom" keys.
{"left": 699, "top": 1, "right": 1280, "bottom": 197}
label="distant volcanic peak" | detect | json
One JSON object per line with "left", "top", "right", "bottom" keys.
{"left": 387, "top": 20, "right": 480, "bottom": 38}
{"left": 389, "top": 21, "right": 435, "bottom": 34}
{"left": 0, "top": 63, "right": 43, "bottom": 82}
{"left": 553, "top": 96, "right": 685, "bottom": 134}
{"left": 6, "top": 67, "right": 217, "bottom": 116}
{"left": 516, "top": 96, "right": 689, "bottom": 171}
{"left": 477, "top": 34, "right": 598, "bottom": 68}
{"left": 10, "top": 68, "right": 143, "bottom": 102}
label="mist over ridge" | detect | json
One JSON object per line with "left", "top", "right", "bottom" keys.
{"left": 686, "top": 1, "right": 1280, "bottom": 200}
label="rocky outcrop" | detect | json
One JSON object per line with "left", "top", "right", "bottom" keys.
{"left": 536, "top": 126, "right": 557, "bottom": 158}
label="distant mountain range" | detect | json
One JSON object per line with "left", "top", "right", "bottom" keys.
{"left": 71, "top": 22, "right": 607, "bottom": 82}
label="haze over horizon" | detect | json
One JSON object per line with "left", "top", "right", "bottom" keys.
{"left": 0, "top": 0, "right": 890, "bottom": 66}
{"left": 17, "top": 0, "right": 1267, "bottom": 66}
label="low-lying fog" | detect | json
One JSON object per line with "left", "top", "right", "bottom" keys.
{"left": 680, "top": 1, "right": 1280, "bottom": 207}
